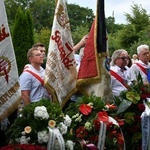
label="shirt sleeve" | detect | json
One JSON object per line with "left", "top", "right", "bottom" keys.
{"left": 19, "top": 72, "right": 32, "bottom": 90}
{"left": 129, "top": 64, "right": 139, "bottom": 81}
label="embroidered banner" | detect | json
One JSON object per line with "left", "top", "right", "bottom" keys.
{"left": 76, "top": 0, "right": 113, "bottom": 101}
{"left": 0, "top": 0, "right": 21, "bottom": 121}
{"left": 44, "top": 0, "right": 77, "bottom": 107}
{"left": 77, "top": 0, "right": 107, "bottom": 86}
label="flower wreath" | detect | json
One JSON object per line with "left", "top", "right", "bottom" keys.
{"left": 5, "top": 99, "right": 73, "bottom": 150}
{"left": 64, "top": 95, "right": 125, "bottom": 150}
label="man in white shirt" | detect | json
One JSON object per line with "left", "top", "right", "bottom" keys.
{"left": 110, "top": 49, "right": 132, "bottom": 96}
{"left": 20, "top": 47, "right": 50, "bottom": 106}
{"left": 130, "top": 44, "right": 150, "bottom": 84}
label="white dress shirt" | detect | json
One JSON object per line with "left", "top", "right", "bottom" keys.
{"left": 110, "top": 65, "right": 132, "bottom": 96}
{"left": 130, "top": 60, "right": 150, "bottom": 83}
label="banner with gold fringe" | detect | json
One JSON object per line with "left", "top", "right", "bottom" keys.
{"left": 44, "top": 0, "right": 77, "bottom": 107}
{"left": 0, "top": 0, "right": 21, "bottom": 122}
{"left": 77, "top": 0, "right": 112, "bottom": 100}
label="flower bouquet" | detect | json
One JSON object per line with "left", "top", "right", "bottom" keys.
{"left": 5, "top": 99, "right": 73, "bottom": 150}
{"left": 64, "top": 95, "right": 125, "bottom": 150}
{"left": 114, "top": 74, "right": 150, "bottom": 150}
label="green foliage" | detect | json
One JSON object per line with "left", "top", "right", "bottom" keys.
{"left": 125, "top": 4, "right": 150, "bottom": 32}
{"left": 108, "top": 3, "right": 150, "bottom": 54}
{"left": 117, "top": 24, "right": 139, "bottom": 50}
{"left": 6, "top": 99, "right": 64, "bottom": 146}
{"left": 5, "top": 1, "right": 150, "bottom": 58}
{"left": 12, "top": 7, "right": 34, "bottom": 75}
{"left": 26, "top": 9, "right": 34, "bottom": 46}
{"left": 67, "top": 4, "right": 95, "bottom": 32}
{"left": 35, "top": 27, "right": 51, "bottom": 52}
{"left": 114, "top": 74, "right": 150, "bottom": 149}
{"left": 72, "top": 25, "right": 89, "bottom": 46}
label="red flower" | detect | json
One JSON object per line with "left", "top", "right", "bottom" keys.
{"left": 97, "top": 111, "right": 109, "bottom": 123}
{"left": 106, "top": 103, "right": 117, "bottom": 110}
{"left": 141, "top": 94, "right": 147, "bottom": 100}
{"left": 117, "top": 133, "right": 124, "bottom": 145}
{"left": 76, "top": 126, "right": 88, "bottom": 138}
{"left": 0, "top": 144, "right": 47, "bottom": 150}
{"left": 89, "top": 135, "right": 98, "bottom": 144}
{"left": 79, "top": 104, "right": 92, "bottom": 115}
{"left": 137, "top": 103, "right": 145, "bottom": 112}
{"left": 140, "top": 86, "right": 147, "bottom": 92}
{"left": 134, "top": 115, "right": 141, "bottom": 123}
{"left": 94, "top": 120, "right": 101, "bottom": 130}
{"left": 114, "top": 117, "right": 124, "bottom": 126}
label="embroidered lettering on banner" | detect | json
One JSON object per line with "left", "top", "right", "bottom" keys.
{"left": 0, "top": 82, "right": 19, "bottom": 106}
{"left": 56, "top": 4, "right": 70, "bottom": 30}
{"left": 0, "top": 24, "right": 9, "bottom": 42}
{"left": 51, "top": 30, "right": 74, "bottom": 70}
{"left": 0, "top": 56, "right": 11, "bottom": 83}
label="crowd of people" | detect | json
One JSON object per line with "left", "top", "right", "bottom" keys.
{"left": 1, "top": 34, "right": 150, "bottom": 147}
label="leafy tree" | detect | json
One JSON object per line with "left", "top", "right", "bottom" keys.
{"left": 4, "top": 0, "right": 18, "bottom": 31}
{"left": 12, "top": 7, "right": 34, "bottom": 75}
{"left": 26, "top": 9, "right": 35, "bottom": 46}
{"left": 117, "top": 24, "right": 139, "bottom": 49}
{"left": 108, "top": 3, "right": 150, "bottom": 54}
{"left": 72, "top": 25, "right": 89, "bottom": 46}
{"left": 125, "top": 3, "right": 150, "bottom": 32}
{"left": 35, "top": 27, "right": 51, "bottom": 53}
{"left": 29, "top": 0, "right": 55, "bottom": 31}
{"left": 67, "top": 4, "right": 95, "bottom": 32}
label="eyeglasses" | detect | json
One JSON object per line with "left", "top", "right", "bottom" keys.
{"left": 117, "top": 57, "right": 129, "bottom": 61}
{"left": 140, "top": 52, "right": 149, "bottom": 56}
{"left": 33, "top": 53, "right": 43, "bottom": 57}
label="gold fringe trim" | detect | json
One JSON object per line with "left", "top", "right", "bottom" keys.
{"left": 44, "top": 80, "right": 78, "bottom": 108}
{"left": 0, "top": 97, "right": 22, "bottom": 122}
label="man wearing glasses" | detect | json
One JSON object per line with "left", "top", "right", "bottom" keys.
{"left": 19, "top": 47, "right": 50, "bottom": 106}
{"left": 110, "top": 49, "right": 132, "bottom": 96}
{"left": 32, "top": 43, "right": 47, "bottom": 69}
{"left": 130, "top": 44, "right": 150, "bottom": 84}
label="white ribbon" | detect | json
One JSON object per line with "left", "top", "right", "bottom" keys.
{"left": 141, "top": 99, "right": 150, "bottom": 150}
{"left": 47, "top": 127, "right": 65, "bottom": 150}
{"left": 97, "top": 117, "right": 126, "bottom": 150}
{"left": 97, "top": 121, "right": 107, "bottom": 150}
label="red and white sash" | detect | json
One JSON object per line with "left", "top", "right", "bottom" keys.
{"left": 110, "top": 70, "right": 127, "bottom": 88}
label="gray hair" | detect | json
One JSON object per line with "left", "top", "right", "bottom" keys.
{"left": 137, "top": 44, "right": 149, "bottom": 54}
{"left": 110, "top": 49, "right": 127, "bottom": 66}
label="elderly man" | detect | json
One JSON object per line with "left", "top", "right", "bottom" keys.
{"left": 130, "top": 44, "right": 150, "bottom": 84}
{"left": 110, "top": 49, "right": 132, "bottom": 96}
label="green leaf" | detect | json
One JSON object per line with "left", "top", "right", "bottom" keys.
{"left": 126, "top": 92, "right": 140, "bottom": 104}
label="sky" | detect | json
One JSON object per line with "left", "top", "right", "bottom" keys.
{"left": 67, "top": 0, "right": 150, "bottom": 24}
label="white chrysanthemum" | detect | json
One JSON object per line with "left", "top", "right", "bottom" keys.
{"left": 64, "top": 115, "right": 72, "bottom": 127}
{"left": 66, "top": 140, "right": 75, "bottom": 150}
{"left": 19, "top": 135, "right": 30, "bottom": 144}
{"left": 37, "top": 131, "right": 49, "bottom": 143}
{"left": 34, "top": 106, "right": 49, "bottom": 119}
{"left": 58, "top": 122, "right": 67, "bottom": 135}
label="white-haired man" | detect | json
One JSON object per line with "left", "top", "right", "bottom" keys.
{"left": 110, "top": 49, "right": 132, "bottom": 96}
{"left": 130, "top": 44, "right": 150, "bottom": 84}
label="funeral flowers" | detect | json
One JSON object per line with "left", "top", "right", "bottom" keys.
{"left": 64, "top": 95, "right": 125, "bottom": 150}
{"left": 115, "top": 75, "right": 150, "bottom": 150}
{"left": 6, "top": 99, "right": 73, "bottom": 149}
